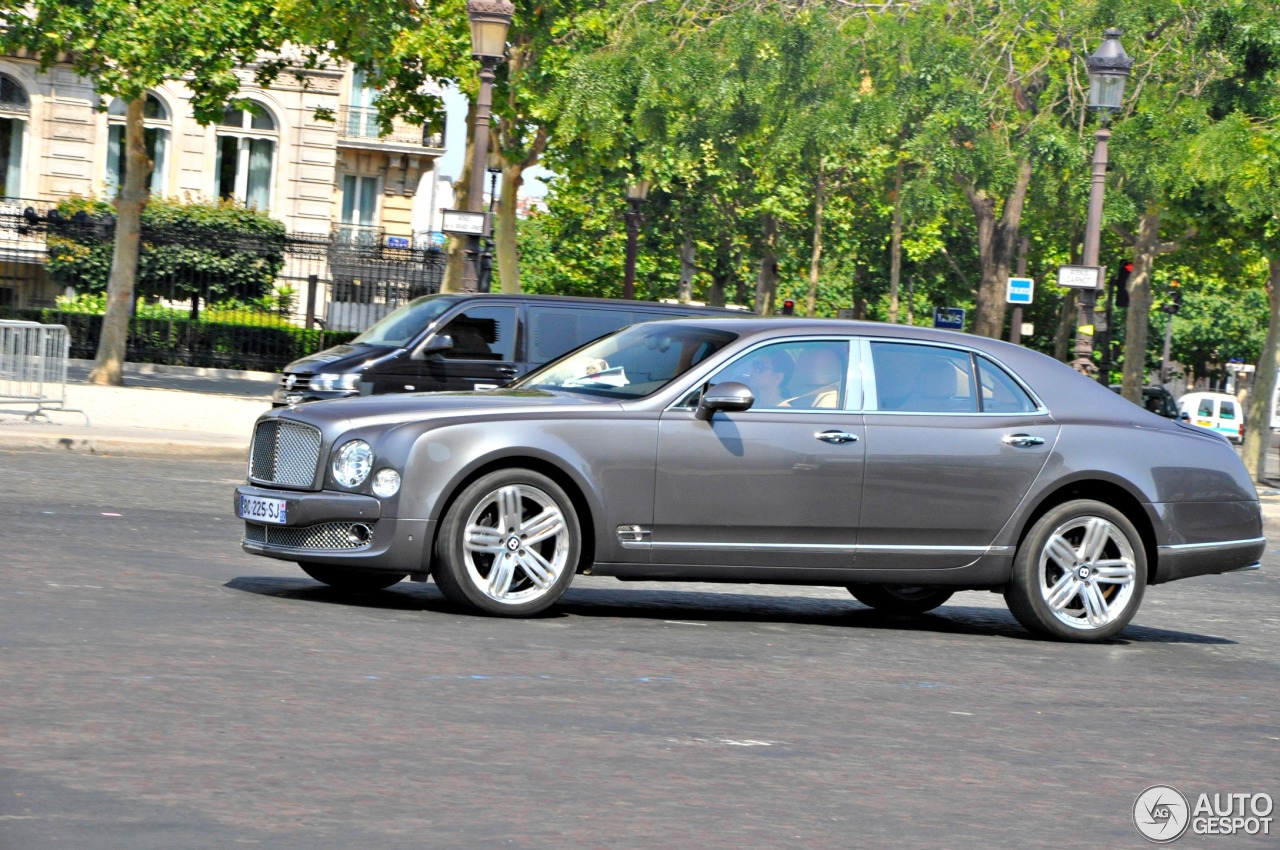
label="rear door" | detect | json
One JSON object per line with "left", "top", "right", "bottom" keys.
{"left": 855, "top": 340, "right": 1057, "bottom": 571}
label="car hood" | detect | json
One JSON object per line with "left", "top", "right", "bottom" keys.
{"left": 284, "top": 343, "right": 393, "bottom": 375}
{"left": 267, "top": 388, "right": 612, "bottom": 432}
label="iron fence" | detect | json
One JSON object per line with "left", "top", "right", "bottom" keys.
{"left": 0, "top": 199, "right": 446, "bottom": 371}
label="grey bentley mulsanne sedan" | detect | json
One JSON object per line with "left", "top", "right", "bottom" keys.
{"left": 236, "top": 318, "right": 1263, "bottom": 642}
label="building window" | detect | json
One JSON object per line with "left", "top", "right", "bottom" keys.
{"left": 339, "top": 174, "right": 380, "bottom": 245}
{"left": 106, "top": 94, "right": 170, "bottom": 197}
{"left": 345, "top": 69, "right": 381, "bottom": 139}
{"left": 215, "top": 102, "right": 277, "bottom": 209}
{"left": 0, "top": 73, "right": 29, "bottom": 199}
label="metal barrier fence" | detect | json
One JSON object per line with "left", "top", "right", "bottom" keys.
{"left": 0, "top": 320, "right": 88, "bottom": 424}
{"left": 0, "top": 199, "right": 446, "bottom": 371}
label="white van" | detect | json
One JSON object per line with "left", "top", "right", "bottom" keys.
{"left": 1178, "top": 391, "right": 1244, "bottom": 443}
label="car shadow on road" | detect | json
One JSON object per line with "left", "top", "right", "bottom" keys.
{"left": 225, "top": 577, "right": 1235, "bottom": 645}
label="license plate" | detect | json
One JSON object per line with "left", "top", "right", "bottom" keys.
{"left": 240, "top": 494, "right": 288, "bottom": 525}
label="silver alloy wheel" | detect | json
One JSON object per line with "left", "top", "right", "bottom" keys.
{"left": 461, "top": 483, "right": 571, "bottom": 605}
{"left": 1036, "top": 515, "right": 1138, "bottom": 631}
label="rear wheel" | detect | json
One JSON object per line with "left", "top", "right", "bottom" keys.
{"left": 1004, "top": 499, "right": 1146, "bottom": 642}
{"left": 848, "top": 585, "right": 954, "bottom": 615}
{"left": 432, "top": 469, "right": 581, "bottom": 616}
{"left": 299, "top": 563, "right": 406, "bottom": 591}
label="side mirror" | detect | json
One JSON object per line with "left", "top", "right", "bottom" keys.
{"left": 1179, "top": 411, "right": 1190, "bottom": 422}
{"left": 416, "top": 334, "right": 454, "bottom": 359}
{"left": 695, "top": 381, "right": 755, "bottom": 421}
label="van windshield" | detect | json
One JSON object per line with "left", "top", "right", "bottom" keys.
{"left": 511, "top": 322, "right": 738, "bottom": 399}
{"left": 352, "top": 296, "right": 456, "bottom": 347}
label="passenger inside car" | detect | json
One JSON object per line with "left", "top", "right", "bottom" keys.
{"left": 782, "top": 345, "right": 846, "bottom": 408}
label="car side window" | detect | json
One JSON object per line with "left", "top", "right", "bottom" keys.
{"left": 438, "top": 306, "right": 517, "bottom": 361}
{"left": 527, "top": 306, "right": 630, "bottom": 364}
{"left": 975, "top": 356, "right": 1037, "bottom": 413}
{"left": 708, "top": 341, "right": 848, "bottom": 410}
{"left": 871, "top": 342, "right": 978, "bottom": 413}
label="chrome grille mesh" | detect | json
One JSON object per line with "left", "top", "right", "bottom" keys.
{"left": 243, "top": 521, "right": 373, "bottom": 550}
{"left": 250, "top": 420, "right": 321, "bottom": 486}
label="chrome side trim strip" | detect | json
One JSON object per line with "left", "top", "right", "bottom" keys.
{"left": 1157, "top": 537, "right": 1265, "bottom": 553}
{"left": 644, "top": 542, "right": 1012, "bottom": 555}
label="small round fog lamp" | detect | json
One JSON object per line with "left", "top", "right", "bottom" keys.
{"left": 372, "top": 468, "right": 401, "bottom": 498}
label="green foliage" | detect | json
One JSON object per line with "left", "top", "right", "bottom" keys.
{"left": 45, "top": 197, "right": 287, "bottom": 306}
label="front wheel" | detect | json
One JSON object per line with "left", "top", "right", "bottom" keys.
{"left": 432, "top": 469, "right": 581, "bottom": 616}
{"left": 848, "top": 585, "right": 954, "bottom": 615}
{"left": 299, "top": 563, "right": 407, "bottom": 591}
{"left": 1004, "top": 500, "right": 1146, "bottom": 642}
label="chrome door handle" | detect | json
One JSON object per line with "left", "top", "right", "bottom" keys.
{"left": 1003, "top": 433, "right": 1045, "bottom": 448}
{"left": 816, "top": 430, "right": 859, "bottom": 444}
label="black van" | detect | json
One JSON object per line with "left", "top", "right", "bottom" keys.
{"left": 273, "top": 293, "right": 744, "bottom": 406}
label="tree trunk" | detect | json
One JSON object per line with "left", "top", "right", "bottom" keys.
{"left": 806, "top": 165, "right": 825, "bottom": 317}
{"left": 89, "top": 97, "right": 149, "bottom": 387}
{"left": 1053, "top": 290, "right": 1077, "bottom": 362}
{"left": 960, "top": 158, "right": 1032, "bottom": 338}
{"left": 1120, "top": 210, "right": 1164, "bottom": 403}
{"left": 1243, "top": 256, "right": 1280, "bottom": 483}
{"left": 495, "top": 163, "right": 522, "bottom": 294}
{"left": 753, "top": 213, "right": 778, "bottom": 315}
{"left": 679, "top": 238, "right": 695, "bottom": 303}
{"left": 441, "top": 100, "right": 479, "bottom": 295}
{"left": 888, "top": 160, "right": 903, "bottom": 323}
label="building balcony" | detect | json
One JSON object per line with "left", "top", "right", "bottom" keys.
{"left": 336, "top": 107, "right": 445, "bottom": 154}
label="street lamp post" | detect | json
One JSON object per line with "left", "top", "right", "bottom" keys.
{"left": 461, "top": 0, "right": 514, "bottom": 292}
{"left": 622, "top": 179, "right": 650, "bottom": 300}
{"left": 1074, "top": 28, "right": 1132, "bottom": 376}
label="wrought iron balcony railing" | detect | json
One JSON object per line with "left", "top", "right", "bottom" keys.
{"left": 336, "top": 107, "right": 445, "bottom": 148}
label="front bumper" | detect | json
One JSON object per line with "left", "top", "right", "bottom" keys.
{"left": 236, "top": 485, "right": 432, "bottom": 574}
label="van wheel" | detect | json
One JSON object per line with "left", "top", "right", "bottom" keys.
{"left": 299, "top": 563, "right": 406, "bottom": 591}
{"left": 848, "top": 585, "right": 954, "bottom": 614}
{"left": 432, "top": 469, "right": 580, "bottom": 616}
{"left": 1004, "top": 500, "right": 1145, "bottom": 642}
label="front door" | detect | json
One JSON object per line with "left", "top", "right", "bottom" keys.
{"left": 376, "top": 304, "right": 520, "bottom": 394}
{"left": 652, "top": 339, "right": 866, "bottom": 571}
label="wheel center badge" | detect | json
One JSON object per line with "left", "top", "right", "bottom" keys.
{"left": 1077, "top": 566, "right": 1092, "bottom": 580}
{"left": 506, "top": 536, "right": 521, "bottom": 552}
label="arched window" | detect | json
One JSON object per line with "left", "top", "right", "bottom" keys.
{"left": 215, "top": 102, "right": 277, "bottom": 209}
{"left": 106, "top": 93, "right": 171, "bottom": 196}
{"left": 0, "top": 73, "right": 30, "bottom": 199}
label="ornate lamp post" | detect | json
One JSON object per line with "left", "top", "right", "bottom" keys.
{"left": 1073, "top": 28, "right": 1132, "bottom": 375}
{"left": 622, "top": 179, "right": 650, "bottom": 300}
{"left": 461, "top": 0, "right": 514, "bottom": 292}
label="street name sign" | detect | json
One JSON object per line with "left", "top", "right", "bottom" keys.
{"left": 441, "top": 209, "right": 486, "bottom": 236}
{"left": 1057, "top": 264, "right": 1105, "bottom": 290}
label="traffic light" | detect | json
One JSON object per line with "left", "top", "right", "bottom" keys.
{"left": 780, "top": 298, "right": 795, "bottom": 316}
{"left": 1168, "top": 279, "right": 1182, "bottom": 314}
{"left": 1113, "top": 261, "right": 1134, "bottom": 308}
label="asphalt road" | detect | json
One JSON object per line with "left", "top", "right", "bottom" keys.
{"left": 2, "top": 450, "right": 1278, "bottom": 849}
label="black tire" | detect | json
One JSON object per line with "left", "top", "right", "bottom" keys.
{"left": 848, "top": 585, "right": 954, "bottom": 615}
{"left": 1004, "top": 499, "right": 1146, "bottom": 642}
{"left": 299, "top": 563, "right": 406, "bottom": 591}
{"left": 432, "top": 469, "right": 581, "bottom": 617}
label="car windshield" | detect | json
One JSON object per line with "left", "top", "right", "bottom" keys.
{"left": 511, "top": 322, "right": 739, "bottom": 399}
{"left": 351, "top": 295, "right": 456, "bottom": 347}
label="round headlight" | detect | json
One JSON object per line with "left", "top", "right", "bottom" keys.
{"left": 332, "top": 440, "right": 373, "bottom": 488}
{"left": 372, "top": 468, "right": 401, "bottom": 498}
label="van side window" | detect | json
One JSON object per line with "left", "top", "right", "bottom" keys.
{"left": 438, "top": 306, "right": 517, "bottom": 361}
{"left": 527, "top": 306, "right": 630, "bottom": 363}
{"left": 1220, "top": 400, "right": 1236, "bottom": 420}
{"left": 1197, "top": 398, "right": 1215, "bottom": 418}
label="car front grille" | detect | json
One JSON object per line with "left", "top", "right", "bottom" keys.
{"left": 250, "top": 420, "right": 321, "bottom": 486}
{"left": 243, "top": 521, "right": 373, "bottom": 550}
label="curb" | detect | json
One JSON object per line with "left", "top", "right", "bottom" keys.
{"left": 68, "top": 359, "right": 279, "bottom": 383}
{"left": 0, "top": 428, "right": 248, "bottom": 461}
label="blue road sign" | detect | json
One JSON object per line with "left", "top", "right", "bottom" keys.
{"left": 1007, "top": 277, "right": 1034, "bottom": 304}
{"left": 933, "top": 307, "right": 966, "bottom": 330}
